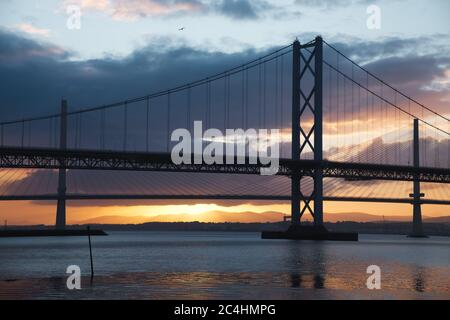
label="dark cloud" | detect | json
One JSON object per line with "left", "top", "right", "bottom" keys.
{"left": 0, "top": 30, "right": 266, "bottom": 121}
{"left": 0, "top": 29, "right": 291, "bottom": 151}
{"left": 364, "top": 55, "right": 449, "bottom": 89}
{"left": 320, "top": 35, "right": 450, "bottom": 118}
{"left": 1, "top": 30, "right": 447, "bottom": 121}
{"left": 325, "top": 35, "right": 450, "bottom": 65}
{"left": 213, "top": 0, "right": 272, "bottom": 20}
{"left": 0, "top": 30, "right": 448, "bottom": 153}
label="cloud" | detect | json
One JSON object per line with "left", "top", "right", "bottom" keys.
{"left": 78, "top": 0, "right": 110, "bottom": 11}
{"left": 319, "top": 35, "right": 450, "bottom": 118}
{"left": 61, "top": 0, "right": 276, "bottom": 21}
{"left": 0, "top": 30, "right": 448, "bottom": 148}
{"left": 0, "top": 29, "right": 267, "bottom": 123}
{"left": 112, "top": 0, "right": 205, "bottom": 21}
{"left": 0, "top": 30, "right": 68, "bottom": 65}
{"left": 16, "top": 23, "right": 50, "bottom": 37}
{"left": 63, "top": 0, "right": 205, "bottom": 21}
{"left": 213, "top": 0, "right": 271, "bottom": 20}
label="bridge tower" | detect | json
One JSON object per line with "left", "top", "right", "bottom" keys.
{"left": 291, "top": 36, "right": 324, "bottom": 226}
{"left": 409, "top": 118, "right": 426, "bottom": 237}
{"left": 55, "top": 99, "right": 67, "bottom": 229}
{"left": 262, "top": 36, "right": 356, "bottom": 239}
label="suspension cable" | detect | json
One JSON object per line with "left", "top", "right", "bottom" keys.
{"left": 0, "top": 44, "right": 293, "bottom": 126}
{"left": 323, "top": 39, "right": 449, "bottom": 122}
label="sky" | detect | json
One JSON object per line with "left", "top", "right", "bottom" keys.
{"left": 0, "top": 0, "right": 449, "bottom": 225}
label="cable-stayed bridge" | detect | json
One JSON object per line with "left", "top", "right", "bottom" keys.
{"left": 0, "top": 37, "right": 449, "bottom": 237}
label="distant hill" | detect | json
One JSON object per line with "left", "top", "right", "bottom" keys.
{"left": 66, "top": 221, "right": 450, "bottom": 237}
{"left": 72, "top": 211, "right": 449, "bottom": 225}
{"left": 73, "top": 211, "right": 285, "bottom": 224}
{"left": 424, "top": 216, "right": 450, "bottom": 223}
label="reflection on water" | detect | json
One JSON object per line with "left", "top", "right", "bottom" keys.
{"left": 0, "top": 232, "right": 449, "bottom": 299}
{"left": 413, "top": 267, "right": 425, "bottom": 293}
{"left": 286, "top": 241, "right": 327, "bottom": 290}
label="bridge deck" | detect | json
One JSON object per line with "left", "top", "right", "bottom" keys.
{"left": 0, "top": 147, "right": 449, "bottom": 183}
{"left": 0, "top": 194, "right": 449, "bottom": 205}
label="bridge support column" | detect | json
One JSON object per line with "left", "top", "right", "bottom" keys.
{"left": 55, "top": 99, "right": 67, "bottom": 229}
{"left": 313, "top": 36, "right": 324, "bottom": 226}
{"left": 409, "top": 119, "right": 426, "bottom": 237}
{"left": 291, "top": 39, "right": 301, "bottom": 225}
{"left": 291, "top": 36, "right": 325, "bottom": 225}
{"left": 264, "top": 36, "right": 355, "bottom": 239}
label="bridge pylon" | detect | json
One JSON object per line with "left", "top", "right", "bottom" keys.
{"left": 55, "top": 99, "right": 67, "bottom": 229}
{"left": 291, "top": 36, "right": 324, "bottom": 226}
{"left": 262, "top": 37, "right": 356, "bottom": 240}
{"left": 408, "top": 118, "right": 426, "bottom": 238}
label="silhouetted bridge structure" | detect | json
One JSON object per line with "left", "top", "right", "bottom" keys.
{"left": 1, "top": 37, "right": 449, "bottom": 238}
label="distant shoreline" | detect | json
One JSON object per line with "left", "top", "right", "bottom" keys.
{"left": 5, "top": 221, "right": 450, "bottom": 237}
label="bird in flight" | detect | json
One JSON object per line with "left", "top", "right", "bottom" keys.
{"left": 178, "top": 27, "right": 185, "bottom": 31}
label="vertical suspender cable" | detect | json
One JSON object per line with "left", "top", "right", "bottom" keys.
{"left": 328, "top": 64, "right": 332, "bottom": 159}
{"left": 343, "top": 73, "right": 347, "bottom": 161}
{"left": 371, "top": 86, "right": 374, "bottom": 162}
{"left": 280, "top": 55, "right": 284, "bottom": 157}
{"left": 101, "top": 109, "right": 105, "bottom": 150}
{"left": 99, "top": 110, "right": 103, "bottom": 149}
{"left": 74, "top": 113, "right": 78, "bottom": 148}
{"left": 408, "top": 100, "right": 411, "bottom": 164}
{"left": 167, "top": 93, "right": 171, "bottom": 152}
{"left": 206, "top": 81, "right": 211, "bottom": 129}
{"left": 49, "top": 118, "right": 53, "bottom": 148}
{"left": 54, "top": 116, "right": 57, "bottom": 148}
{"left": 146, "top": 97, "right": 150, "bottom": 152}
{"left": 366, "top": 72, "right": 369, "bottom": 163}
{"left": 358, "top": 75, "right": 361, "bottom": 163}
{"left": 336, "top": 53, "right": 340, "bottom": 158}
{"left": 21, "top": 120, "right": 24, "bottom": 148}
{"left": 258, "top": 64, "right": 262, "bottom": 129}
{"left": 275, "top": 57, "right": 279, "bottom": 130}
{"left": 208, "top": 81, "right": 212, "bottom": 128}
{"left": 226, "top": 75, "right": 230, "bottom": 128}
{"left": 241, "top": 71, "right": 245, "bottom": 128}
{"left": 124, "top": 102, "right": 128, "bottom": 151}
{"left": 223, "top": 77, "right": 226, "bottom": 131}
{"left": 187, "top": 88, "right": 191, "bottom": 132}
{"left": 394, "top": 92, "right": 398, "bottom": 164}
{"left": 28, "top": 119, "right": 31, "bottom": 147}
{"left": 263, "top": 63, "right": 267, "bottom": 128}
{"left": 245, "top": 68, "right": 249, "bottom": 129}
{"left": 79, "top": 112, "right": 82, "bottom": 149}
{"left": 380, "top": 83, "right": 384, "bottom": 163}
{"left": 351, "top": 64, "right": 355, "bottom": 161}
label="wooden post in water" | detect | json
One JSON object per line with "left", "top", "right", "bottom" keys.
{"left": 87, "top": 226, "right": 94, "bottom": 280}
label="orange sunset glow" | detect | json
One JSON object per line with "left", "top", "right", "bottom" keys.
{"left": 1, "top": 200, "right": 448, "bottom": 226}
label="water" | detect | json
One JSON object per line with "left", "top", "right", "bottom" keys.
{"left": 0, "top": 232, "right": 449, "bottom": 299}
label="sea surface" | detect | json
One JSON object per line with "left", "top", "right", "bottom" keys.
{"left": 0, "top": 231, "right": 449, "bottom": 299}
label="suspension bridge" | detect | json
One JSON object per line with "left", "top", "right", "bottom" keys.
{"left": 0, "top": 36, "right": 449, "bottom": 238}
